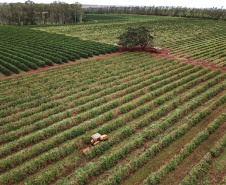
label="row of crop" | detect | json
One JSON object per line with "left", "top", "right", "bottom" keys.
{"left": 0, "top": 27, "right": 119, "bottom": 64}
{"left": 22, "top": 87, "right": 225, "bottom": 185}
{"left": 212, "top": 57, "right": 226, "bottom": 64}
{"left": 0, "top": 57, "right": 173, "bottom": 117}
{"left": 5, "top": 35, "right": 116, "bottom": 62}
{"left": 6, "top": 31, "right": 117, "bottom": 55}
{"left": 83, "top": 79, "right": 225, "bottom": 160}
{"left": 0, "top": 61, "right": 178, "bottom": 143}
{"left": 194, "top": 48, "right": 226, "bottom": 61}
{"left": 0, "top": 52, "right": 151, "bottom": 108}
{"left": 1, "top": 41, "right": 65, "bottom": 64}
{"left": 0, "top": 56, "right": 147, "bottom": 117}
{"left": 171, "top": 40, "right": 225, "bottom": 57}
{"left": 142, "top": 113, "right": 226, "bottom": 185}
{"left": 22, "top": 40, "right": 88, "bottom": 59}
{"left": 96, "top": 99, "right": 226, "bottom": 185}
{"left": 0, "top": 57, "right": 172, "bottom": 124}
{"left": 0, "top": 47, "right": 46, "bottom": 67}
{"left": 187, "top": 45, "right": 226, "bottom": 59}
{"left": 0, "top": 74, "right": 223, "bottom": 184}
{"left": 0, "top": 64, "right": 197, "bottom": 159}
{"left": 169, "top": 35, "right": 225, "bottom": 54}
{"left": 0, "top": 65, "right": 11, "bottom": 76}
{"left": 0, "top": 44, "right": 53, "bottom": 66}
{"left": 167, "top": 33, "right": 226, "bottom": 51}
{"left": 0, "top": 59, "right": 20, "bottom": 74}
{"left": 0, "top": 62, "right": 187, "bottom": 137}
{"left": 175, "top": 44, "right": 226, "bottom": 62}
{"left": 0, "top": 62, "right": 175, "bottom": 145}
{"left": 188, "top": 46, "right": 226, "bottom": 59}
{"left": 0, "top": 52, "right": 142, "bottom": 91}
{"left": 57, "top": 100, "right": 224, "bottom": 185}
{"left": 0, "top": 71, "right": 223, "bottom": 178}
{"left": 80, "top": 69, "right": 222, "bottom": 144}
{"left": 0, "top": 54, "right": 29, "bottom": 71}
{"left": 179, "top": 134, "right": 226, "bottom": 185}
{"left": 0, "top": 50, "right": 38, "bottom": 70}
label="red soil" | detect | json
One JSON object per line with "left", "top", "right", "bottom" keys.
{"left": 0, "top": 46, "right": 225, "bottom": 80}
{"left": 119, "top": 46, "right": 226, "bottom": 73}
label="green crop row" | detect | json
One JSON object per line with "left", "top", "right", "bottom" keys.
{"left": 0, "top": 62, "right": 188, "bottom": 136}
{"left": 0, "top": 60, "right": 20, "bottom": 74}
{"left": 0, "top": 63, "right": 196, "bottom": 158}
{"left": 0, "top": 53, "right": 147, "bottom": 92}
{"left": 0, "top": 65, "right": 10, "bottom": 76}
{"left": 0, "top": 26, "right": 119, "bottom": 75}
{"left": 86, "top": 92, "right": 226, "bottom": 185}
{"left": 142, "top": 114, "right": 226, "bottom": 185}
{"left": 84, "top": 79, "right": 225, "bottom": 160}
{"left": 0, "top": 50, "right": 38, "bottom": 70}
{"left": 179, "top": 134, "right": 226, "bottom": 185}
{"left": 0, "top": 66, "right": 212, "bottom": 175}
{"left": 22, "top": 84, "right": 225, "bottom": 185}
{"left": 58, "top": 102, "right": 221, "bottom": 185}
{"left": 0, "top": 58, "right": 172, "bottom": 125}
{"left": 0, "top": 61, "right": 177, "bottom": 142}
{"left": 0, "top": 53, "right": 153, "bottom": 110}
{"left": 0, "top": 83, "right": 222, "bottom": 184}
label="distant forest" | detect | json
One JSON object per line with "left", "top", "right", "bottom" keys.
{"left": 1, "top": 1, "right": 225, "bottom": 26}
{"left": 0, "top": 0, "right": 83, "bottom": 25}
{"left": 85, "top": 6, "right": 226, "bottom": 20}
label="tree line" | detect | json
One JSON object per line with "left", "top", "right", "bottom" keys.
{"left": 85, "top": 6, "right": 226, "bottom": 20}
{"left": 0, "top": 1, "right": 83, "bottom": 25}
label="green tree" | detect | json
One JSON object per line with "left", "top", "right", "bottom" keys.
{"left": 118, "top": 26, "right": 154, "bottom": 51}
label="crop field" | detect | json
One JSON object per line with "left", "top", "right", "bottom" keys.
{"left": 0, "top": 52, "right": 225, "bottom": 184}
{"left": 37, "top": 14, "right": 226, "bottom": 66}
{"left": 0, "top": 26, "right": 118, "bottom": 76}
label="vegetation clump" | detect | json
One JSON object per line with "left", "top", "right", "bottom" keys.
{"left": 118, "top": 26, "right": 154, "bottom": 50}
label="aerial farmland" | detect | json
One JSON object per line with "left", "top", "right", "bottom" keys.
{"left": 0, "top": 1, "right": 225, "bottom": 185}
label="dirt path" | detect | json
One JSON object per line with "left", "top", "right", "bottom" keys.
{"left": 1, "top": 46, "right": 225, "bottom": 80}
{"left": 120, "top": 46, "right": 226, "bottom": 73}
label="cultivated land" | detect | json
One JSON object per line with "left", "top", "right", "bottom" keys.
{"left": 0, "top": 14, "right": 225, "bottom": 185}
{"left": 0, "top": 26, "right": 118, "bottom": 76}
{"left": 38, "top": 14, "right": 226, "bottom": 66}
{"left": 0, "top": 52, "right": 225, "bottom": 184}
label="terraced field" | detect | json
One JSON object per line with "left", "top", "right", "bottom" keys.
{"left": 0, "top": 52, "right": 225, "bottom": 184}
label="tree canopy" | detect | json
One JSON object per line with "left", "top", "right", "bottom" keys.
{"left": 118, "top": 26, "right": 154, "bottom": 51}
{"left": 0, "top": 1, "right": 83, "bottom": 25}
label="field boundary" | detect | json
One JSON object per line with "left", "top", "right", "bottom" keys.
{"left": 1, "top": 46, "right": 225, "bottom": 80}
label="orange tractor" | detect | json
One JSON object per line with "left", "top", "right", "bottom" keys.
{"left": 83, "top": 133, "right": 108, "bottom": 154}
{"left": 90, "top": 133, "right": 108, "bottom": 146}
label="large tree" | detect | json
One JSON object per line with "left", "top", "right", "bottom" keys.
{"left": 118, "top": 26, "right": 154, "bottom": 50}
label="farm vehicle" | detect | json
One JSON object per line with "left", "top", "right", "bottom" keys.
{"left": 83, "top": 133, "right": 108, "bottom": 154}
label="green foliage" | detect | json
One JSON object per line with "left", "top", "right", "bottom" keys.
{"left": 0, "top": 26, "right": 119, "bottom": 75}
{"left": 118, "top": 26, "right": 154, "bottom": 50}
{"left": 0, "top": 52, "right": 225, "bottom": 184}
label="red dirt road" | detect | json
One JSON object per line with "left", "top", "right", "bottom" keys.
{"left": 0, "top": 46, "right": 225, "bottom": 80}
{"left": 120, "top": 46, "right": 226, "bottom": 73}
